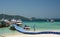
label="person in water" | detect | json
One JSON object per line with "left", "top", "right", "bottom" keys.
{"left": 33, "top": 24, "right": 36, "bottom": 31}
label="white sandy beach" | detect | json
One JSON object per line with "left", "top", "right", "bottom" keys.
{"left": 1, "top": 34, "right": 60, "bottom": 37}
{"left": 0, "top": 30, "right": 60, "bottom": 37}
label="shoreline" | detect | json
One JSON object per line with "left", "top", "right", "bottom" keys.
{"left": 1, "top": 33, "right": 60, "bottom": 37}
{"left": 1, "top": 30, "right": 60, "bottom": 37}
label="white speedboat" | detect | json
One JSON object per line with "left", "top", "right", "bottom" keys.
{"left": 11, "top": 19, "right": 22, "bottom": 26}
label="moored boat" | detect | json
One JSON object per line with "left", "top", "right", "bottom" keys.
{"left": 10, "top": 19, "right": 23, "bottom": 30}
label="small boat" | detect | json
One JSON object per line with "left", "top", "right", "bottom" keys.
{"left": 10, "top": 19, "right": 22, "bottom": 30}
{"left": 4, "top": 19, "right": 10, "bottom": 27}
{"left": 10, "top": 25, "right": 16, "bottom": 30}
{"left": 11, "top": 19, "right": 22, "bottom": 25}
{"left": 14, "top": 24, "right": 60, "bottom": 34}
{"left": 0, "top": 19, "right": 10, "bottom": 27}
{"left": 11, "top": 19, "right": 17, "bottom": 24}
{"left": 16, "top": 19, "right": 22, "bottom": 26}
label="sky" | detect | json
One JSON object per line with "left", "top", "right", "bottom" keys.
{"left": 0, "top": 0, "right": 60, "bottom": 18}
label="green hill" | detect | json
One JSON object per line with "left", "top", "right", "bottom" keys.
{"left": 0, "top": 14, "right": 60, "bottom": 22}
{"left": 0, "top": 14, "right": 30, "bottom": 21}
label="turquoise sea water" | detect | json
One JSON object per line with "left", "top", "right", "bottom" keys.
{"left": 0, "top": 22, "right": 60, "bottom": 34}
{"left": 23, "top": 22, "right": 60, "bottom": 30}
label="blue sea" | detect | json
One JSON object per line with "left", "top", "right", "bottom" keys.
{"left": 23, "top": 22, "right": 60, "bottom": 30}
{"left": 0, "top": 22, "right": 60, "bottom": 34}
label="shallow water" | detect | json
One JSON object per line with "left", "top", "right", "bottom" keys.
{"left": 0, "top": 22, "right": 60, "bottom": 34}
{"left": 23, "top": 22, "right": 60, "bottom": 30}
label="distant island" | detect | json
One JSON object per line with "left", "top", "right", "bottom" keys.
{"left": 0, "top": 14, "right": 30, "bottom": 21}
{"left": 0, "top": 14, "right": 60, "bottom": 22}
